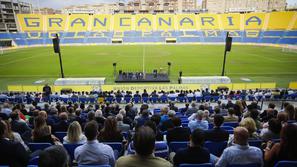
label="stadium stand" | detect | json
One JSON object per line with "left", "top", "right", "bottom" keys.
{"left": 0, "top": 12, "right": 297, "bottom": 46}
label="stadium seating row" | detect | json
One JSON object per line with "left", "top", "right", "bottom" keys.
{"left": 0, "top": 30, "right": 296, "bottom": 45}
{"left": 16, "top": 12, "right": 297, "bottom": 32}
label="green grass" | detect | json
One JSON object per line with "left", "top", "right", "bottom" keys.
{"left": 0, "top": 44, "right": 297, "bottom": 91}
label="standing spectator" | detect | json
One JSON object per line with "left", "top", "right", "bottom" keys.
{"left": 188, "top": 110, "right": 209, "bottom": 132}
{"left": 75, "top": 121, "right": 115, "bottom": 166}
{"left": 264, "top": 124, "right": 297, "bottom": 166}
{"left": 115, "top": 126, "right": 172, "bottom": 167}
{"left": 216, "top": 127, "right": 263, "bottom": 167}
{"left": 205, "top": 115, "right": 229, "bottom": 142}
{"left": 173, "top": 129, "right": 210, "bottom": 166}
{"left": 63, "top": 121, "right": 87, "bottom": 144}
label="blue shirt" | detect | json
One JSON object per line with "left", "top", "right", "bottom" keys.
{"left": 188, "top": 119, "right": 209, "bottom": 132}
{"left": 215, "top": 144, "right": 263, "bottom": 167}
{"left": 75, "top": 140, "right": 115, "bottom": 166}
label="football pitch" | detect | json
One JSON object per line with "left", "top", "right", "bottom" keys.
{"left": 0, "top": 44, "right": 297, "bottom": 91}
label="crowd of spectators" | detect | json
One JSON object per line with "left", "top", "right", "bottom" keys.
{"left": 0, "top": 89, "right": 297, "bottom": 167}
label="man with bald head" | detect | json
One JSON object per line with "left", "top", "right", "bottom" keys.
{"left": 215, "top": 127, "right": 263, "bottom": 167}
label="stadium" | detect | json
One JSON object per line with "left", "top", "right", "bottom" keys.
{"left": 0, "top": 0, "right": 297, "bottom": 167}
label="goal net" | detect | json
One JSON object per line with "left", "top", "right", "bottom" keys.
{"left": 282, "top": 45, "right": 297, "bottom": 53}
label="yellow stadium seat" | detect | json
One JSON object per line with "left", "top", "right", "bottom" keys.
{"left": 113, "top": 14, "right": 133, "bottom": 31}
{"left": 156, "top": 14, "right": 175, "bottom": 31}
{"left": 17, "top": 14, "right": 44, "bottom": 32}
{"left": 91, "top": 14, "right": 111, "bottom": 31}
{"left": 220, "top": 13, "right": 241, "bottom": 30}
{"left": 177, "top": 14, "right": 197, "bottom": 30}
{"left": 244, "top": 13, "right": 266, "bottom": 30}
{"left": 267, "top": 12, "right": 295, "bottom": 30}
{"left": 68, "top": 14, "right": 90, "bottom": 32}
{"left": 135, "top": 14, "right": 155, "bottom": 31}
{"left": 46, "top": 14, "right": 67, "bottom": 32}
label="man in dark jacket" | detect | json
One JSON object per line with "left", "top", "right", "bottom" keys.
{"left": 166, "top": 117, "right": 191, "bottom": 143}
{"left": 205, "top": 115, "right": 229, "bottom": 142}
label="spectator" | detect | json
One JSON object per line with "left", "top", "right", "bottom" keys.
{"left": 264, "top": 124, "right": 297, "bottom": 166}
{"left": 144, "top": 120, "right": 163, "bottom": 141}
{"left": 249, "top": 109, "right": 262, "bottom": 130}
{"left": 186, "top": 102, "right": 198, "bottom": 116}
{"left": 160, "top": 110, "right": 175, "bottom": 131}
{"left": 224, "top": 108, "right": 239, "bottom": 122}
{"left": 39, "top": 145, "right": 69, "bottom": 167}
{"left": 228, "top": 118, "right": 259, "bottom": 146}
{"left": 260, "top": 103, "right": 278, "bottom": 122}
{"left": 205, "top": 115, "right": 229, "bottom": 142}
{"left": 95, "top": 109, "right": 106, "bottom": 128}
{"left": 52, "top": 112, "right": 69, "bottom": 132}
{"left": 75, "top": 121, "right": 115, "bottom": 166}
{"left": 216, "top": 127, "right": 263, "bottom": 167}
{"left": 1, "top": 103, "right": 12, "bottom": 117}
{"left": 160, "top": 107, "right": 169, "bottom": 123}
{"left": 32, "top": 115, "right": 56, "bottom": 144}
{"left": 0, "top": 120, "right": 29, "bottom": 167}
{"left": 98, "top": 116, "right": 123, "bottom": 142}
{"left": 166, "top": 117, "right": 191, "bottom": 143}
{"left": 135, "top": 109, "right": 150, "bottom": 129}
{"left": 10, "top": 110, "right": 31, "bottom": 140}
{"left": 115, "top": 126, "right": 172, "bottom": 167}
{"left": 63, "top": 121, "right": 87, "bottom": 144}
{"left": 116, "top": 113, "right": 130, "bottom": 133}
{"left": 260, "top": 118, "right": 281, "bottom": 141}
{"left": 3, "top": 120, "right": 29, "bottom": 151}
{"left": 276, "top": 112, "right": 288, "bottom": 126}
{"left": 285, "top": 104, "right": 296, "bottom": 122}
{"left": 173, "top": 128, "right": 210, "bottom": 167}
{"left": 188, "top": 110, "right": 209, "bottom": 132}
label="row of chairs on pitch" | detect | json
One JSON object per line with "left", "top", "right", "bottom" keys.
{"left": 0, "top": 96, "right": 97, "bottom": 104}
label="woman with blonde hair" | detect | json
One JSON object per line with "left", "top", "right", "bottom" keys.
{"left": 63, "top": 121, "right": 86, "bottom": 144}
{"left": 228, "top": 117, "right": 260, "bottom": 146}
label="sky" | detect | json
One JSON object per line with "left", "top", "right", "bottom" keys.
{"left": 24, "top": 0, "right": 297, "bottom": 10}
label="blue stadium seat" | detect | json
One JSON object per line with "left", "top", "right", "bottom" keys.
{"left": 227, "top": 164, "right": 261, "bottom": 167}
{"left": 142, "top": 97, "right": 149, "bottom": 103}
{"left": 78, "top": 165, "right": 111, "bottom": 167}
{"left": 169, "top": 141, "right": 189, "bottom": 153}
{"left": 223, "top": 122, "right": 239, "bottom": 128}
{"left": 63, "top": 143, "right": 83, "bottom": 162}
{"left": 220, "top": 126, "right": 234, "bottom": 131}
{"left": 274, "top": 161, "right": 297, "bottom": 167}
{"left": 54, "top": 132, "right": 67, "bottom": 142}
{"left": 248, "top": 140, "right": 263, "bottom": 148}
{"left": 28, "top": 156, "right": 39, "bottom": 165}
{"left": 133, "top": 97, "right": 141, "bottom": 103}
{"left": 128, "top": 141, "right": 169, "bottom": 158}
{"left": 28, "top": 143, "right": 52, "bottom": 152}
{"left": 179, "top": 163, "right": 213, "bottom": 167}
{"left": 204, "top": 141, "right": 227, "bottom": 156}
{"left": 103, "top": 142, "right": 123, "bottom": 155}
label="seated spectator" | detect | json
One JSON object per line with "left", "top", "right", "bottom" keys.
{"left": 52, "top": 112, "right": 69, "bottom": 132}
{"left": 188, "top": 110, "right": 209, "bottom": 132}
{"left": 160, "top": 110, "right": 175, "bottom": 131}
{"left": 1, "top": 103, "right": 12, "bottom": 117}
{"left": 260, "top": 103, "right": 278, "bottom": 122}
{"left": 75, "top": 121, "right": 115, "bottom": 166}
{"left": 63, "top": 121, "right": 87, "bottom": 144}
{"left": 249, "top": 109, "right": 262, "bottom": 130}
{"left": 186, "top": 102, "right": 198, "bottom": 116}
{"left": 264, "top": 124, "right": 297, "bottom": 166}
{"left": 166, "top": 117, "right": 191, "bottom": 143}
{"left": 39, "top": 145, "right": 69, "bottom": 167}
{"left": 260, "top": 118, "right": 281, "bottom": 141}
{"left": 3, "top": 120, "right": 29, "bottom": 151}
{"left": 116, "top": 113, "right": 130, "bottom": 133}
{"left": 276, "top": 112, "right": 288, "bottom": 126}
{"left": 144, "top": 120, "right": 163, "bottom": 141}
{"left": 173, "top": 128, "right": 210, "bottom": 167}
{"left": 160, "top": 107, "right": 169, "bottom": 123}
{"left": 39, "top": 110, "right": 55, "bottom": 127}
{"left": 216, "top": 127, "right": 263, "bottom": 167}
{"left": 95, "top": 109, "right": 105, "bottom": 129}
{"left": 119, "top": 109, "right": 132, "bottom": 128}
{"left": 115, "top": 126, "right": 172, "bottom": 167}
{"left": 285, "top": 104, "right": 297, "bottom": 122}
{"left": 98, "top": 116, "right": 123, "bottom": 142}
{"left": 32, "top": 115, "right": 56, "bottom": 144}
{"left": 10, "top": 110, "right": 31, "bottom": 140}
{"left": 135, "top": 109, "right": 150, "bottom": 129}
{"left": 0, "top": 120, "right": 29, "bottom": 167}
{"left": 224, "top": 108, "right": 239, "bottom": 122}
{"left": 228, "top": 117, "right": 259, "bottom": 146}
{"left": 205, "top": 115, "right": 229, "bottom": 142}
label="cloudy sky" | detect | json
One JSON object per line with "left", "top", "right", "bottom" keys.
{"left": 24, "top": 0, "right": 296, "bottom": 9}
